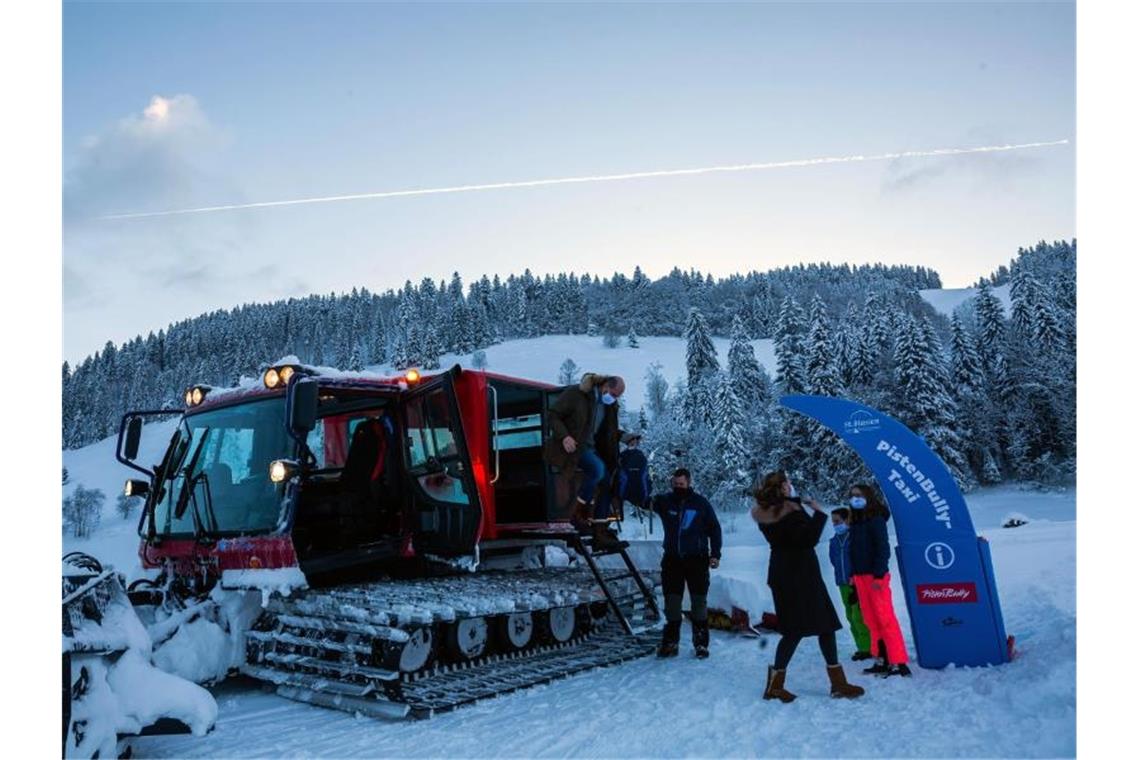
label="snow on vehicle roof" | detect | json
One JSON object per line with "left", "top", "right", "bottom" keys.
{"left": 190, "top": 359, "right": 555, "bottom": 413}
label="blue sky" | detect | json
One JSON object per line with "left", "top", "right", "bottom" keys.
{"left": 63, "top": 1, "right": 1074, "bottom": 363}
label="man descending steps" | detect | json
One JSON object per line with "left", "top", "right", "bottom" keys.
{"left": 544, "top": 372, "right": 626, "bottom": 551}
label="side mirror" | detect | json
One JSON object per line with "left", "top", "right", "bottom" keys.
{"left": 287, "top": 378, "right": 319, "bottom": 434}
{"left": 123, "top": 416, "right": 144, "bottom": 461}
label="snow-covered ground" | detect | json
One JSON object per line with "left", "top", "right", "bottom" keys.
{"left": 919, "top": 283, "right": 1011, "bottom": 317}
{"left": 88, "top": 485, "right": 1071, "bottom": 759}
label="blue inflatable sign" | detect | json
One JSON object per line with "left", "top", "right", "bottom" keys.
{"left": 780, "top": 395, "right": 1010, "bottom": 668}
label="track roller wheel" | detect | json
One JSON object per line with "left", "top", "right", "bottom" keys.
{"left": 541, "top": 605, "right": 583, "bottom": 644}
{"left": 444, "top": 617, "right": 490, "bottom": 661}
{"left": 495, "top": 612, "right": 535, "bottom": 651}
{"left": 393, "top": 626, "right": 435, "bottom": 673}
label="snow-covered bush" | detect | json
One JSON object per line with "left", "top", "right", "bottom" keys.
{"left": 602, "top": 332, "right": 621, "bottom": 349}
{"left": 64, "top": 485, "right": 105, "bottom": 538}
{"left": 472, "top": 349, "right": 488, "bottom": 369}
{"left": 117, "top": 493, "right": 141, "bottom": 520}
{"left": 558, "top": 358, "right": 579, "bottom": 385}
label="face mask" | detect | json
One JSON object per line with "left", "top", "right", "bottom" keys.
{"left": 850, "top": 496, "right": 867, "bottom": 510}
{"left": 601, "top": 392, "right": 616, "bottom": 405}
{"left": 672, "top": 485, "right": 689, "bottom": 496}
{"left": 833, "top": 523, "right": 848, "bottom": 535}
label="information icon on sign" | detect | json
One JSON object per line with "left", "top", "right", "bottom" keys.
{"left": 924, "top": 542, "right": 956, "bottom": 570}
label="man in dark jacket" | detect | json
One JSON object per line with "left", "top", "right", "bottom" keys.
{"left": 647, "top": 469, "right": 722, "bottom": 659}
{"left": 616, "top": 432, "right": 651, "bottom": 510}
{"left": 543, "top": 373, "right": 625, "bottom": 549}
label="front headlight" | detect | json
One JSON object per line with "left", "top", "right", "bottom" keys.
{"left": 269, "top": 459, "right": 296, "bottom": 484}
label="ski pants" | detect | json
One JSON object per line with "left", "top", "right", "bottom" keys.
{"left": 838, "top": 583, "right": 872, "bottom": 653}
{"left": 576, "top": 449, "right": 613, "bottom": 520}
{"left": 852, "top": 573, "right": 909, "bottom": 664}
{"left": 661, "top": 554, "right": 710, "bottom": 625}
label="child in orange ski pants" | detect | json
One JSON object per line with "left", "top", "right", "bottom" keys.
{"left": 851, "top": 573, "right": 909, "bottom": 665}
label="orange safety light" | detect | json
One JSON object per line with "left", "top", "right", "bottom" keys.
{"left": 405, "top": 369, "right": 421, "bottom": 384}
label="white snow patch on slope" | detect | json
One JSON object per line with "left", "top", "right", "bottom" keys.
{"left": 920, "top": 283, "right": 1011, "bottom": 317}
{"left": 377, "top": 334, "right": 776, "bottom": 412}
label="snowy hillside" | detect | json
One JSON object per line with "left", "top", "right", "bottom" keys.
{"left": 919, "top": 283, "right": 1011, "bottom": 317}
{"left": 63, "top": 418, "right": 177, "bottom": 576}
{"left": 383, "top": 334, "right": 777, "bottom": 411}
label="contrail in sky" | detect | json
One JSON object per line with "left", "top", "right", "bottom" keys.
{"left": 99, "top": 139, "right": 1069, "bottom": 220}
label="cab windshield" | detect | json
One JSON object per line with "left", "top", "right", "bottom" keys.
{"left": 148, "top": 398, "right": 292, "bottom": 538}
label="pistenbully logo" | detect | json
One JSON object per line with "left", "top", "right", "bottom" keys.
{"left": 842, "top": 410, "right": 881, "bottom": 435}
{"left": 917, "top": 582, "right": 978, "bottom": 604}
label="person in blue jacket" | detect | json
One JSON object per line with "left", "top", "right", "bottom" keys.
{"left": 828, "top": 507, "right": 873, "bottom": 660}
{"left": 647, "top": 468, "right": 722, "bottom": 659}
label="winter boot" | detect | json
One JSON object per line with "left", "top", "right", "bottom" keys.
{"left": 863, "top": 640, "right": 889, "bottom": 675}
{"left": 763, "top": 666, "right": 796, "bottom": 703}
{"left": 657, "top": 621, "right": 681, "bottom": 658}
{"left": 851, "top": 650, "right": 873, "bottom": 662}
{"left": 693, "top": 620, "right": 710, "bottom": 659}
{"left": 883, "top": 663, "right": 912, "bottom": 678}
{"left": 826, "top": 665, "right": 865, "bottom": 699}
{"left": 570, "top": 498, "right": 592, "bottom": 534}
{"left": 591, "top": 522, "right": 621, "bottom": 551}
{"left": 863, "top": 658, "right": 888, "bottom": 675}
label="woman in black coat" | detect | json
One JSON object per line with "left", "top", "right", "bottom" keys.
{"left": 751, "top": 470, "right": 863, "bottom": 702}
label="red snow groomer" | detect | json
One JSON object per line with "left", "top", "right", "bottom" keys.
{"left": 117, "top": 362, "right": 659, "bottom": 718}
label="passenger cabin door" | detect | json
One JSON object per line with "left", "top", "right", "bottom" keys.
{"left": 542, "top": 385, "right": 579, "bottom": 522}
{"left": 400, "top": 369, "right": 482, "bottom": 556}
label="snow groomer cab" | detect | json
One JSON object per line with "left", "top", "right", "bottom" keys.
{"left": 117, "top": 361, "right": 582, "bottom": 589}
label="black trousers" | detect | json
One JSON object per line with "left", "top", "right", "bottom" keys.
{"left": 661, "top": 554, "right": 710, "bottom": 624}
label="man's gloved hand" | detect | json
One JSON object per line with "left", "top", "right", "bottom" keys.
{"left": 709, "top": 557, "right": 720, "bottom": 569}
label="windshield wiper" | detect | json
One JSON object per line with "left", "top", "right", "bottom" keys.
{"left": 194, "top": 472, "right": 220, "bottom": 534}
{"left": 173, "top": 428, "right": 211, "bottom": 540}
{"left": 144, "top": 421, "right": 193, "bottom": 541}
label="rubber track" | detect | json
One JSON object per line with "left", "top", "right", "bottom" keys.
{"left": 243, "top": 567, "right": 662, "bottom": 718}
